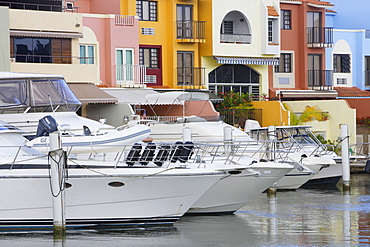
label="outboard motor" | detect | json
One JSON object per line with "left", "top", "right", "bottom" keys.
{"left": 35, "top": 115, "right": 58, "bottom": 138}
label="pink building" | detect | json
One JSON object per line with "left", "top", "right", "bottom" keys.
{"left": 75, "top": 0, "right": 145, "bottom": 87}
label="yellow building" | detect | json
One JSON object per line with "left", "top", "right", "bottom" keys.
{"left": 121, "top": 0, "right": 206, "bottom": 89}
{"left": 120, "top": 0, "right": 280, "bottom": 94}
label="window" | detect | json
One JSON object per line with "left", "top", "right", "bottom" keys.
{"left": 66, "top": 2, "right": 74, "bottom": 11}
{"left": 268, "top": 18, "right": 278, "bottom": 43}
{"left": 275, "top": 53, "right": 292, "bottom": 73}
{"left": 176, "top": 4, "right": 193, "bottom": 38}
{"left": 116, "top": 48, "right": 134, "bottom": 82}
{"left": 12, "top": 37, "right": 71, "bottom": 64}
{"left": 365, "top": 56, "right": 370, "bottom": 86}
{"left": 136, "top": 1, "right": 157, "bottom": 21}
{"left": 139, "top": 48, "right": 158, "bottom": 68}
{"left": 14, "top": 37, "right": 51, "bottom": 63}
{"left": 333, "top": 54, "right": 350, "bottom": 73}
{"left": 79, "top": 45, "right": 95, "bottom": 64}
{"left": 177, "top": 51, "right": 193, "bottom": 86}
{"left": 281, "top": 10, "right": 291, "bottom": 30}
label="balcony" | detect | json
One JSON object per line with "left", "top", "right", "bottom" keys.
{"left": 115, "top": 64, "right": 147, "bottom": 87}
{"left": 176, "top": 21, "right": 206, "bottom": 43}
{"left": 220, "top": 33, "right": 251, "bottom": 44}
{"left": 307, "top": 27, "right": 333, "bottom": 48}
{"left": 177, "top": 67, "right": 205, "bottom": 87}
{"left": 0, "top": 1, "right": 79, "bottom": 12}
{"left": 307, "top": 70, "right": 333, "bottom": 90}
{"left": 115, "top": 15, "right": 134, "bottom": 26}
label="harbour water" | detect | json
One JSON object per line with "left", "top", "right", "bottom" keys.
{"left": 1, "top": 173, "right": 370, "bottom": 247}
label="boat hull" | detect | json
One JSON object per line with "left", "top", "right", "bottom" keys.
{"left": 0, "top": 168, "right": 223, "bottom": 231}
{"left": 187, "top": 163, "right": 293, "bottom": 214}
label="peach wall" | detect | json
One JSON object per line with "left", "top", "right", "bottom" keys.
{"left": 83, "top": 14, "right": 139, "bottom": 86}
{"left": 344, "top": 99, "right": 370, "bottom": 118}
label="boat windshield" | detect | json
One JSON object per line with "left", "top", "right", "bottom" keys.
{"left": 0, "top": 78, "right": 81, "bottom": 113}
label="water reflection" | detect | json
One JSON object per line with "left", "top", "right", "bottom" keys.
{"left": 1, "top": 174, "right": 370, "bottom": 246}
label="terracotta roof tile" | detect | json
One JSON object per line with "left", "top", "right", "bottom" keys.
{"left": 326, "top": 9, "right": 336, "bottom": 13}
{"left": 267, "top": 6, "right": 279, "bottom": 16}
{"left": 282, "top": 0, "right": 334, "bottom": 7}
{"left": 334, "top": 87, "right": 370, "bottom": 97}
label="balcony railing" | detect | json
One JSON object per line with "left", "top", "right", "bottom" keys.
{"left": 220, "top": 33, "right": 251, "bottom": 44}
{"left": 307, "top": 70, "right": 333, "bottom": 90}
{"left": 0, "top": 1, "right": 79, "bottom": 12}
{"left": 177, "top": 67, "right": 205, "bottom": 87}
{"left": 307, "top": 27, "right": 333, "bottom": 47}
{"left": 365, "top": 70, "right": 370, "bottom": 86}
{"left": 176, "top": 21, "right": 206, "bottom": 41}
{"left": 115, "top": 15, "right": 135, "bottom": 26}
{"left": 116, "top": 64, "right": 147, "bottom": 87}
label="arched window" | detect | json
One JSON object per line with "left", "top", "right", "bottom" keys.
{"left": 220, "top": 11, "right": 251, "bottom": 44}
{"left": 208, "top": 65, "right": 260, "bottom": 95}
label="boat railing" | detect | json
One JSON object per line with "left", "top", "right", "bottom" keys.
{"left": 63, "top": 139, "right": 303, "bottom": 168}
{"left": 132, "top": 115, "right": 223, "bottom": 124}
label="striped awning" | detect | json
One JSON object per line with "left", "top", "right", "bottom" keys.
{"left": 213, "top": 56, "right": 280, "bottom": 65}
{"left": 10, "top": 30, "right": 83, "bottom": 39}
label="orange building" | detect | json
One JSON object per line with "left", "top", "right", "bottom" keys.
{"left": 270, "top": 0, "right": 335, "bottom": 100}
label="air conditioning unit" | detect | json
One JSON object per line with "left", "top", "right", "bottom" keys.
{"left": 142, "top": 28, "right": 155, "bottom": 35}
{"left": 336, "top": 78, "right": 347, "bottom": 85}
{"left": 145, "top": 75, "right": 157, "bottom": 84}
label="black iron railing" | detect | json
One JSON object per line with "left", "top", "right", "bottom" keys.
{"left": 0, "top": 1, "right": 79, "bottom": 12}
{"left": 217, "top": 109, "right": 262, "bottom": 128}
{"left": 307, "top": 27, "right": 333, "bottom": 46}
{"left": 176, "top": 21, "right": 206, "bottom": 40}
{"left": 177, "top": 67, "right": 205, "bottom": 87}
{"left": 307, "top": 70, "right": 333, "bottom": 89}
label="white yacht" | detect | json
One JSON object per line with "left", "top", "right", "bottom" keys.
{"left": 245, "top": 123, "right": 341, "bottom": 187}
{"left": 0, "top": 120, "right": 226, "bottom": 231}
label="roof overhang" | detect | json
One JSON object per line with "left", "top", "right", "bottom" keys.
{"left": 0, "top": 72, "right": 64, "bottom": 80}
{"left": 10, "top": 30, "right": 83, "bottom": 39}
{"left": 67, "top": 83, "right": 118, "bottom": 104}
{"left": 143, "top": 92, "right": 210, "bottom": 105}
{"left": 213, "top": 56, "right": 279, "bottom": 65}
{"left": 277, "top": 90, "right": 338, "bottom": 98}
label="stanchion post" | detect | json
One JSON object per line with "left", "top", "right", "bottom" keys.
{"left": 340, "top": 124, "right": 350, "bottom": 192}
{"left": 49, "top": 132, "right": 66, "bottom": 239}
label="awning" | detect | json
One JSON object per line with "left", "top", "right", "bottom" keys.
{"left": 144, "top": 92, "right": 209, "bottom": 105}
{"left": 102, "top": 88, "right": 159, "bottom": 104}
{"left": 10, "top": 30, "right": 83, "bottom": 39}
{"left": 277, "top": 90, "right": 338, "bottom": 99}
{"left": 214, "top": 56, "right": 280, "bottom": 65}
{"left": 67, "top": 83, "right": 118, "bottom": 104}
